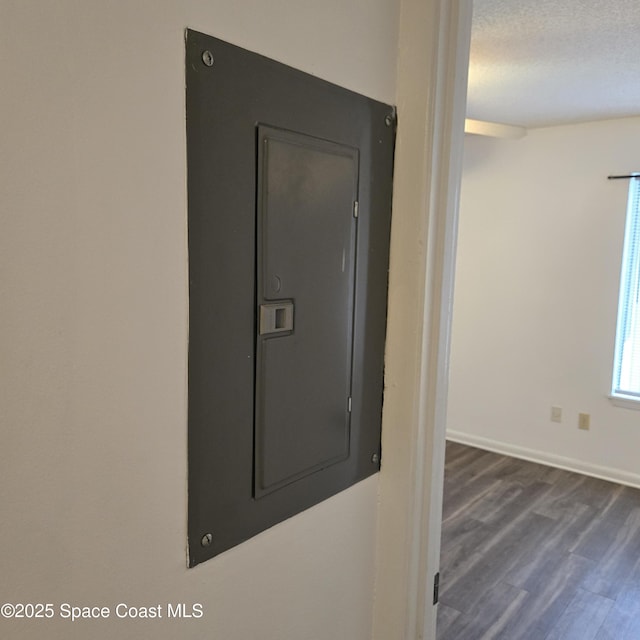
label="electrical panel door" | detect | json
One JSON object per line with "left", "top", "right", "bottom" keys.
{"left": 255, "top": 126, "right": 358, "bottom": 496}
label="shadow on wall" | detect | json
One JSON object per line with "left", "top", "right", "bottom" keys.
{"left": 462, "top": 133, "right": 516, "bottom": 174}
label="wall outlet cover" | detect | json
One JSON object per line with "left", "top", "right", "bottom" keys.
{"left": 578, "top": 413, "right": 590, "bottom": 430}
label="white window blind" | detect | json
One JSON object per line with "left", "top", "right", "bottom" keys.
{"left": 613, "top": 177, "right": 640, "bottom": 399}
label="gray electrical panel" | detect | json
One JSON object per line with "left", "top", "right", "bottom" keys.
{"left": 186, "top": 29, "right": 395, "bottom": 567}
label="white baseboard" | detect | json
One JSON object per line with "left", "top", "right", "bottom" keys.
{"left": 446, "top": 430, "right": 640, "bottom": 490}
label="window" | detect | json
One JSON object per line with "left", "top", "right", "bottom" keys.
{"left": 612, "top": 176, "right": 640, "bottom": 401}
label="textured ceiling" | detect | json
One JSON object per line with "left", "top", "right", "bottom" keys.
{"left": 467, "top": 0, "right": 640, "bottom": 128}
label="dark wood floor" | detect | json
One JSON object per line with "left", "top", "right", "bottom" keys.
{"left": 437, "top": 441, "right": 640, "bottom": 640}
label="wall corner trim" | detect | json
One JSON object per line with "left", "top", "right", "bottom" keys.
{"left": 371, "top": 1, "right": 473, "bottom": 639}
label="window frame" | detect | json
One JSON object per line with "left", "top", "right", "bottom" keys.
{"left": 611, "top": 176, "right": 640, "bottom": 408}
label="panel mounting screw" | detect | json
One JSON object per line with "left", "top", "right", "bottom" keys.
{"left": 201, "top": 50, "right": 214, "bottom": 67}
{"left": 384, "top": 114, "right": 393, "bottom": 127}
{"left": 201, "top": 533, "right": 213, "bottom": 547}
{"left": 372, "top": 453, "right": 380, "bottom": 464}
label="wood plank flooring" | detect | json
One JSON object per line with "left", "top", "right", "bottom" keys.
{"left": 437, "top": 441, "right": 640, "bottom": 640}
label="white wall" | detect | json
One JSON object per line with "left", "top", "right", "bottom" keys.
{"left": 448, "top": 117, "right": 640, "bottom": 485}
{"left": 0, "top": 1, "right": 400, "bottom": 638}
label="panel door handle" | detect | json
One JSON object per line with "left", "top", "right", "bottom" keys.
{"left": 259, "top": 301, "right": 294, "bottom": 335}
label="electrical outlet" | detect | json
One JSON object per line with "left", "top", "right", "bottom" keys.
{"left": 551, "top": 406, "right": 562, "bottom": 423}
{"left": 578, "top": 413, "right": 590, "bottom": 430}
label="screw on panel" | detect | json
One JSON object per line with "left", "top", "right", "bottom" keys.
{"left": 385, "top": 114, "right": 393, "bottom": 127}
{"left": 372, "top": 453, "right": 380, "bottom": 464}
{"left": 202, "top": 50, "right": 214, "bottom": 67}
{"left": 201, "top": 533, "right": 213, "bottom": 547}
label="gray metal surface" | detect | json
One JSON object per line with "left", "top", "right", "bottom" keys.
{"left": 186, "top": 28, "right": 395, "bottom": 566}
{"left": 255, "top": 126, "right": 358, "bottom": 496}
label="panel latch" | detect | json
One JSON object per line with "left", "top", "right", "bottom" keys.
{"left": 259, "top": 301, "right": 294, "bottom": 335}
